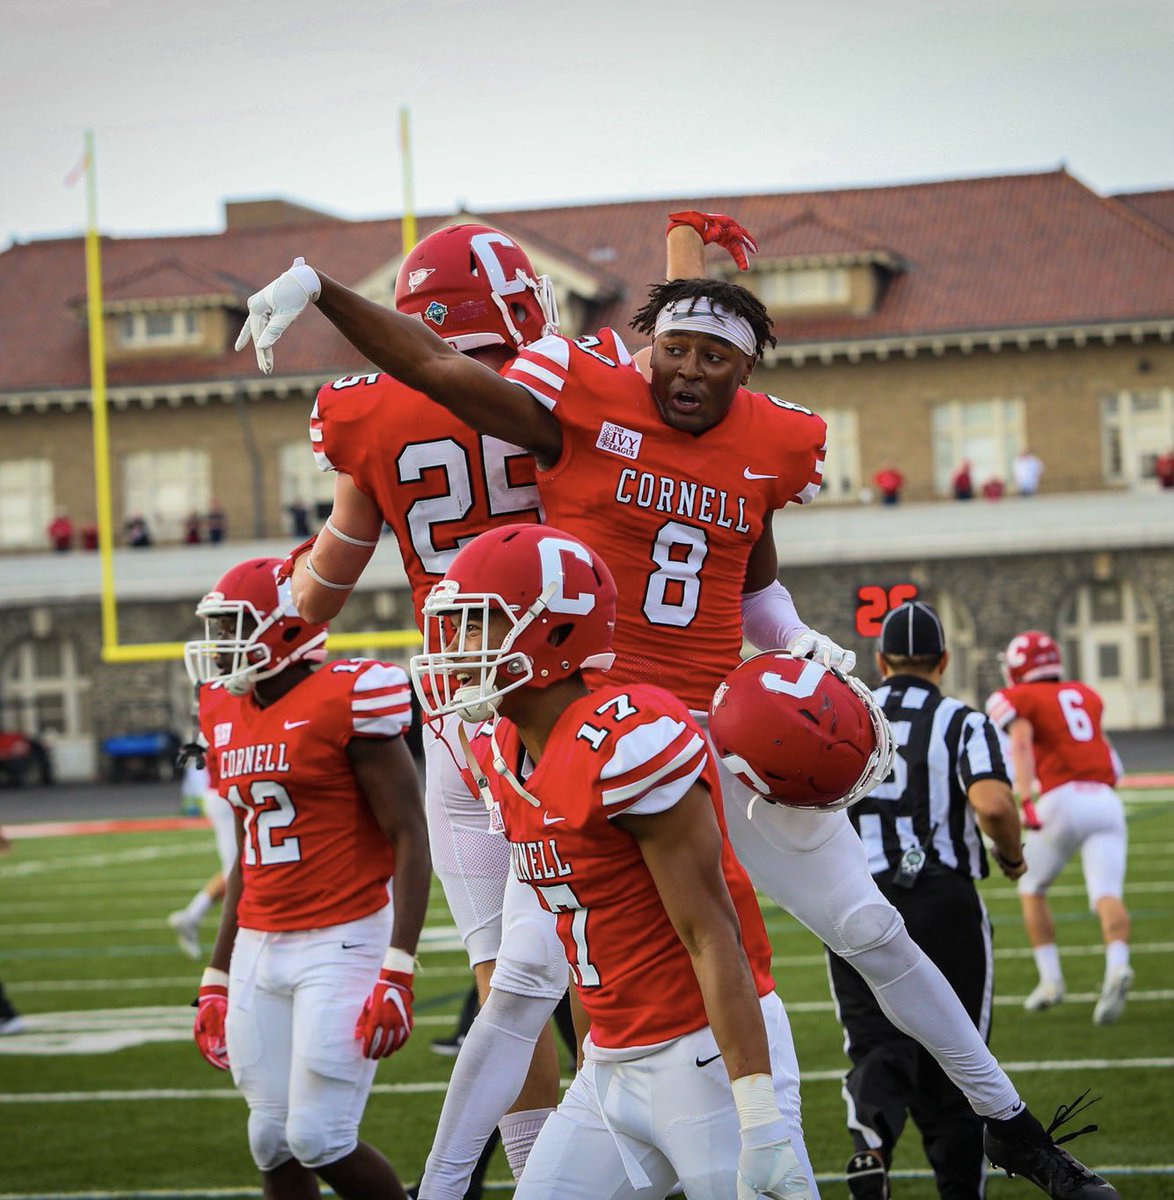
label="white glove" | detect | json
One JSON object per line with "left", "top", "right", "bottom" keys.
{"left": 785, "top": 628, "right": 856, "bottom": 675}
{"left": 737, "top": 1120, "right": 811, "bottom": 1200}
{"left": 234, "top": 258, "right": 322, "bottom": 374}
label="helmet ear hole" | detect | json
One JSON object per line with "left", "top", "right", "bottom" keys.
{"left": 511, "top": 302, "right": 529, "bottom": 324}
{"left": 548, "top": 623, "right": 574, "bottom": 648}
{"left": 282, "top": 625, "right": 303, "bottom": 642}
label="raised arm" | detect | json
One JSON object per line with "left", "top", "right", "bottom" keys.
{"left": 236, "top": 261, "right": 562, "bottom": 461}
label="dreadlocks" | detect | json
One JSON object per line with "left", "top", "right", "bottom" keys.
{"left": 630, "top": 278, "right": 777, "bottom": 360}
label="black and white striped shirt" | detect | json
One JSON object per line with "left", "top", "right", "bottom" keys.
{"left": 850, "top": 675, "right": 1010, "bottom": 880}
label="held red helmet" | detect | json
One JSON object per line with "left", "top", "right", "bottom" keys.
{"left": 184, "top": 558, "right": 328, "bottom": 696}
{"left": 410, "top": 523, "right": 616, "bottom": 722}
{"left": 710, "top": 652, "right": 895, "bottom": 812}
{"left": 395, "top": 223, "right": 560, "bottom": 353}
{"left": 1000, "top": 630, "right": 1063, "bottom": 685}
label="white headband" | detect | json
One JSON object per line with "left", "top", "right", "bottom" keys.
{"left": 653, "top": 296, "right": 757, "bottom": 358}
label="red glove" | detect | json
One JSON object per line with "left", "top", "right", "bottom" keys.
{"left": 1021, "top": 798, "right": 1042, "bottom": 831}
{"left": 276, "top": 534, "right": 316, "bottom": 584}
{"left": 355, "top": 951, "right": 414, "bottom": 1059}
{"left": 667, "top": 211, "right": 759, "bottom": 271}
{"left": 193, "top": 969, "right": 230, "bottom": 1071}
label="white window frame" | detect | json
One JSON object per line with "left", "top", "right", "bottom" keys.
{"left": 279, "top": 441, "right": 337, "bottom": 529}
{"left": 755, "top": 267, "right": 851, "bottom": 310}
{"left": 1100, "top": 388, "right": 1174, "bottom": 486}
{"left": 119, "top": 309, "right": 201, "bottom": 348}
{"left": 0, "top": 637, "right": 88, "bottom": 737}
{"left": 123, "top": 449, "right": 211, "bottom": 543}
{"left": 818, "top": 409, "right": 861, "bottom": 503}
{"left": 931, "top": 398, "right": 1025, "bottom": 497}
{"left": 0, "top": 458, "right": 54, "bottom": 549}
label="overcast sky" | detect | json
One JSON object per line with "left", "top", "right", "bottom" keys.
{"left": 3, "top": 0, "right": 1171, "bottom": 247}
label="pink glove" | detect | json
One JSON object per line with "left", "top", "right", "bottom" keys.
{"left": 355, "top": 953, "right": 414, "bottom": 1059}
{"left": 667, "top": 211, "right": 759, "bottom": 271}
{"left": 1021, "top": 798, "right": 1042, "bottom": 831}
{"left": 194, "top": 969, "right": 230, "bottom": 1071}
{"left": 276, "top": 534, "right": 316, "bottom": 584}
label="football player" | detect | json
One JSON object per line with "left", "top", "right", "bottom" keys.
{"left": 184, "top": 558, "right": 430, "bottom": 1200}
{"left": 238, "top": 226, "right": 1116, "bottom": 1200}
{"left": 412, "top": 521, "right": 814, "bottom": 1200}
{"left": 987, "top": 632, "right": 1133, "bottom": 1024}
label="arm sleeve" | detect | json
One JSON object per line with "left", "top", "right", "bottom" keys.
{"left": 349, "top": 662, "right": 414, "bottom": 739}
{"left": 741, "top": 579, "right": 809, "bottom": 651}
{"left": 599, "top": 715, "right": 708, "bottom": 818}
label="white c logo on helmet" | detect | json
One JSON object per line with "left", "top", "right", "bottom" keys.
{"left": 469, "top": 232, "right": 527, "bottom": 296}
{"left": 537, "top": 537, "right": 595, "bottom": 615}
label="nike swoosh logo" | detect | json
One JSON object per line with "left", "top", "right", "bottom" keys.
{"left": 284, "top": 720, "right": 310, "bottom": 730}
{"left": 542, "top": 814, "right": 566, "bottom": 825}
{"left": 695, "top": 1052, "right": 722, "bottom": 1068}
{"left": 743, "top": 468, "right": 778, "bottom": 480}
{"left": 341, "top": 942, "right": 364, "bottom": 950}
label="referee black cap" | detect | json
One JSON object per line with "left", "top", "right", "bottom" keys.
{"left": 880, "top": 600, "right": 945, "bottom": 656}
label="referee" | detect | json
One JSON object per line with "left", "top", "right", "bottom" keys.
{"left": 829, "top": 600, "right": 1026, "bottom": 1200}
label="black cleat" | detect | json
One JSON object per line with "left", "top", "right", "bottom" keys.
{"left": 846, "top": 1151, "right": 889, "bottom": 1200}
{"left": 984, "top": 1094, "right": 1119, "bottom": 1200}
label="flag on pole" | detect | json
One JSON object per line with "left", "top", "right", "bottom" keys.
{"left": 64, "top": 151, "right": 91, "bottom": 188}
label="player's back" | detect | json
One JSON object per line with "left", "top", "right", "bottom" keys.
{"left": 199, "top": 659, "right": 413, "bottom": 930}
{"left": 986, "top": 679, "right": 1117, "bottom": 795}
{"left": 488, "top": 682, "right": 775, "bottom": 1051}
{"left": 311, "top": 372, "right": 543, "bottom": 626}
{"left": 505, "top": 333, "right": 826, "bottom": 710}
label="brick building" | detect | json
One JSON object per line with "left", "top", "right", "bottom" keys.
{"left": 1, "top": 170, "right": 1171, "bottom": 777}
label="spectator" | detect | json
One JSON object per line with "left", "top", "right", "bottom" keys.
{"left": 47, "top": 508, "right": 73, "bottom": 552}
{"left": 125, "top": 514, "right": 152, "bottom": 547}
{"left": 951, "top": 460, "right": 974, "bottom": 501}
{"left": 79, "top": 521, "right": 99, "bottom": 551}
{"left": 204, "top": 499, "right": 226, "bottom": 544}
{"left": 1156, "top": 450, "right": 1174, "bottom": 489}
{"left": 287, "top": 498, "right": 311, "bottom": 538}
{"left": 981, "top": 477, "right": 1005, "bottom": 501}
{"left": 1013, "top": 449, "right": 1044, "bottom": 496}
{"left": 873, "top": 463, "right": 905, "bottom": 506}
{"left": 183, "top": 512, "right": 202, "bottom": 545}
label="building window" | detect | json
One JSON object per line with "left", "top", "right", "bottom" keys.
{"left": 0, "top": 636, "right": 88, "bottom": 737}
{"left": 819, "top": 409, "right": 861, "bottom": 503}
{"left": 0, "top": 458, "right": 54, "bottom": 549}
{"left": 123, "top": 449, "right": 211, "bottom": 543}
{"left": 1100, "top": 389, "right": 1174, "bottom": 486}
{"left": 279, "top": 442, "right": 337, "bottom": 527}
{"left": 753, "top": 267, "right": 850, "bottom": 310}
{"left": 119, "top": 309, "right": 201, "bottom": 348}
{"left": 1058, "top": 580, "right": 1163, "bottom": 729}
{"left": 932, "top": 398, "right": 1025, "bottom": 496}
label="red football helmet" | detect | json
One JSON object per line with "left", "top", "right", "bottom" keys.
{"left": 411, "top": 524, "right": 616, "bottom": 722}
{"left": 184, "top": 558, "right": 328, "bottom": 696}
{"left": 1000, "top": 630, "right": 1063, "bottom": 685}
{"left": 710, "top": 652, "right": 895, "bottom": 811}
{"left": 395, "top": 223, "right": 559, "bottom": 353}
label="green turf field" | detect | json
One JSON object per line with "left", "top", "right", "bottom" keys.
{"left": 2, "top": 789, "right": 1172, "bottom": 1199}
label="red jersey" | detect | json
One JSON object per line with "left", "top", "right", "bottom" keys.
{"left": 311, "top": 372, "right": 543, "bottom": 627}
{"left": 985, "top": 680, "right": 1118, "bottom": 795}
{"left": 483, "top": 683, "right": 774, "bottom": 1051}
{"left": 198, "top": 660, "right": 412, "bottom": 931}
{"left": 505, "top": 331, "right": 826, "bottom": 710}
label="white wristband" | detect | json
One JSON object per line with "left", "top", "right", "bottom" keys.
{"left": 383, "top": 947, "right": 415, "bottom": 975}
{"left": 731, "top": 1073, "right": 783, "bottom": 1131}
{"left": 200, "top": 967, "right": 229, "bottom": 989}
{"left": 324, "top": 517, "right": 380, "bottom": 548}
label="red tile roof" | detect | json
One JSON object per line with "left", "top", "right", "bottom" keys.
{"left": 3, "top": 168, "right": 1173, "bottom": 394}
{"left": 1112, "top": 189, "right": 1174, "bottom": 237}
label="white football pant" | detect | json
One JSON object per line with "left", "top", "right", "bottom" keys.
{"left": 516, "top": 993, "right": 815, "bottom": 1200}
{"left": 1018, "top": 782, "right": 1127, "bottom": 904}
{"left": 226, "top": 902, "right": 393, "bottom": 1172}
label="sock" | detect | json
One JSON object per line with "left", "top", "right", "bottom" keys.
{"left": 184, "top": 891, "right": 214, "bottom": 922}
{"left": 1032, "top": 943, "right": 1063, "bottom": 987}
{"left": 499, "top": 1107, "right": 553, "bottom": 1180}
{"left": 1105, "top": 940, "right": 1130, "bottom": 975}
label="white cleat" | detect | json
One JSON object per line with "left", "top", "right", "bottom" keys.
{"left": 1092, "top": 966, "right": 1134, "bottom": 1026}
{"left": 0, "top": 1014, "right": 26, "bottom": 1036}
{"left": 168, "top": 910, "right": 202, "bottom": 960}
{"left": 1023, "top": 980, "right": 1065, "bottom": 1012}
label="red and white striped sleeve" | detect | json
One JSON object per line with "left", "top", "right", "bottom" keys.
{"left": 350, "top": 662, "right": 414, "bottom": 739}
{"left": 598, "top": 716, "right": 709, "bottom": 818}
{"left": 309, "top": 390, "right": 334, "bottom": 472}
{"left": 503, "top": 335, "right": 572, "bottom": 411}
{"left": 985, "top": 689, "right": 1020, "bottom": 732}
